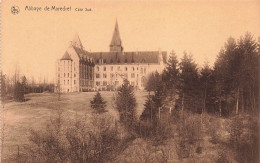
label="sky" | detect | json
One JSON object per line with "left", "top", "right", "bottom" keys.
{"left": 2, "top": 0, "right": 260, "bottom": 83}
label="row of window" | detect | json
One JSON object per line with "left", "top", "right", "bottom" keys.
{"left": 57, "top": 61, "right": 76, "bottom": 71}
{"left": 58, "top": 80, "right": 76, "bottom": 85}
{"left": 96, "top": 66, "right": 142, "bottom": 72}
{"left": 58, "top": 73, "right": 77, "bottom": 78}
{"left": 96, "top": 73, "right": 138, "bottom": 79}
{"left": 96, "top": 81, "right": 136, "bottom": 86}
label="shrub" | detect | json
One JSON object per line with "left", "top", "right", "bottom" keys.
{"left": 228, "top": 115, "right": 259, "bottom": 163}
{"left": 20, "top": 111, "right": 120, "bottom": 163}
{"left": 175, "top": 112, "right": 203, "bottom": 159}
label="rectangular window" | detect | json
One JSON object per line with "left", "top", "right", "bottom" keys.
{"left": 96, "top": 73, "right": 100, "bottom": 78}
{"left": 68, "top": 80, "right": 69, "bottom": 84}
{"left": 58, "top": 74, "right": 60, "bottom": 77}
{"left": 103, "top": 81, "right": 107, "bottom": 86}
{"left": 74, "top": 80, "right": 76, "bottom": 84}
{"left": 110, "top": 66, "right": 113, "bottom": 71}
{"left": 125, "top": 67, "right": 128, "bottom": 71}
{"left": 74, "top": 74, "right": 76, "bottom": 77}
{"left": 103, "top": 73, "right": 107, "bottom": 78}
{"left": 64, "top": 80, "right": 65, "bottom": 84}
{"left": 64, "top": 73, "right": 65, "bottom": 77}
{"left": 104, "top": 66, "right": 106, "bottom": 71}
{"left": 132, "top": 67, "right": 134, "bottom": 71}
{"left": 131, "top": 73, "right": 135, "bottom": 78}
{"left": 96, "top": 81, "right": 100, "bottom": 86}
{"left": 96, "top": 66, "right": 99, "bottom": 71}
{"left": 68, "top": 73, "right": 69, "bottom": 77}
{"left": 144, "top": 68, "right": 146, "bottom": 74}
{"left": 110, "top": 73, "right": 114, "bottom": 78}
{"left": 131, "top": 81, "right": 135, "bottom": 86}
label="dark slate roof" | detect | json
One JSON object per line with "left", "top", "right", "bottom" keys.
{"left": 61, "top": 51, "right": 72, "bottom": 60}
{"left": 72, "top": 46, "right": 167, "bottom": 64}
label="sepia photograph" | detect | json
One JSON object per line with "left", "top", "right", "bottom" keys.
{"left": 1, "top": 0, "right": 260, "bottom": 162}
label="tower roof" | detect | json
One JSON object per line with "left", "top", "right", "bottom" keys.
{"left": 72, "top": 33, "right": 83, "bottom": 49}
{"left": 110, "top": 20, "right": 122, "bottom": 47}
{"left": 61, "top": 51, "right": 72, "bottom": 60}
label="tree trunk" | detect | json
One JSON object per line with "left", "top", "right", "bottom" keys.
{"left": 241, "top": 89, "right": 244, "bottom": 113}
{"left": 219, "top": 87, "right": 222, "bottom": 117}
{"left": 181, "top": 93, "right": 184, "bottom": 119}
{"left": 236, "top": 88, "right": 239, "bottom": 115}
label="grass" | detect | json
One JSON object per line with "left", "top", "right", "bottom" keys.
{"left": 2, "top": 91, "right": 148, "bottom": 162}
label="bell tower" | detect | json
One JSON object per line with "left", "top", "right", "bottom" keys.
{"left": 110, "top": 20, "right": 123, "bottom": 52}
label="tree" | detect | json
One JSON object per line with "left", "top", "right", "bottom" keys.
{"left": 90, "top": 92, "right": 107, "bottom": 113}
{"left": 145, "top": 71, "right": 164, "bottom": 93}
{"left": 1, "top": 73, "right": 7, "bottom": 162}
{"left": 115, "top": 79, "right": 137, "bottom": 132}
{"left": 1, "top": 73, "right": 6, "bottom": 103}
{"left": 162, "top": 50, "right": 180, "bottom": 95}
{"left": 213, "top": 33, "right": 259, "bottom": 116}
{"left": 178, "top": 52, "right": 200, "bottom": 113}
{"left": 14, "top": 81, "right": 25, "bottom": 102}
{"left": 199, "top": 62, "right": 215, "bottom": 114}
{"left": 162, "top": 50, "right": 180, "bottom": 112}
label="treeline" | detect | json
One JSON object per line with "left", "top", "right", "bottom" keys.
{"left": 146, "top": 32, "right": 259, "bottom": 117}
{"left": 1, "top": 75, "right": 54, "bottom": 102}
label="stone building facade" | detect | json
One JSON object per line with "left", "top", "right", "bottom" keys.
{"left": 56, "top": 21, "right": 167, "bottom": 92}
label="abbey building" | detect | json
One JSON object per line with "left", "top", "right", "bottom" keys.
{"left": 56, "top": 21, "right": 167, "bottom": 92}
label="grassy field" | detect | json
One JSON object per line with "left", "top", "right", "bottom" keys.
{"left": 2, "top": 91, "right": 148, "bottom": 162}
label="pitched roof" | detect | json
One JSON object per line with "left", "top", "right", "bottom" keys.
{"left": 72, "top": 33, "right": 83, "bottom": 49}
{"left": 110, "top": 20, "right": 122, "bottom": 47}
{"left": 72, "top": 46, "right": 167, "bottom": 64}
{"left": 61, "top": 51, "right": 73, "bottom": 60}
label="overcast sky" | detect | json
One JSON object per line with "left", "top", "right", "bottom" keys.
{"left": 2, "top": 0, "right": 260, "bottom": 82}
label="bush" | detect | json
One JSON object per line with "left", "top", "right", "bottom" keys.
{"left": 20, "top": 111, "right": 120, "bottom": 163}
{"left": 228, "top": 115, "right": 259, "bottom": 163}
{"left": 175, "top": 111, "right": 203, "bottom": 159}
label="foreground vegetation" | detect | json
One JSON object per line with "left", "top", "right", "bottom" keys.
{"left": 1, "top": 33, "right": 259, "bottom": 162}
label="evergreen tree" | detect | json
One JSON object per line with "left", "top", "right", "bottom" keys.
{"left": 162, "top": 50, "right": 180, "bottom": 111}
{"left": 213, "top": 33, "right": 259, "bottom": 116}
{"left": 115, "top": 79, "right": 137, "bottom": 131}
{"left": 140, "top": 95, "right": 156, "bottom": 123}
{"left": 90, "top": 92, "right": 107, "bottom": 113}
{"left": 178, "top": 52, "right": 200, "bottom": 113}
{"left": 145, "top": 71, "right": 164, "bottom": 93}
{"left": 162, "top": 50, "right": 180, "bottom": 95}
{"left": 199, "top": 62, "right": 215, "bottom": 114}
